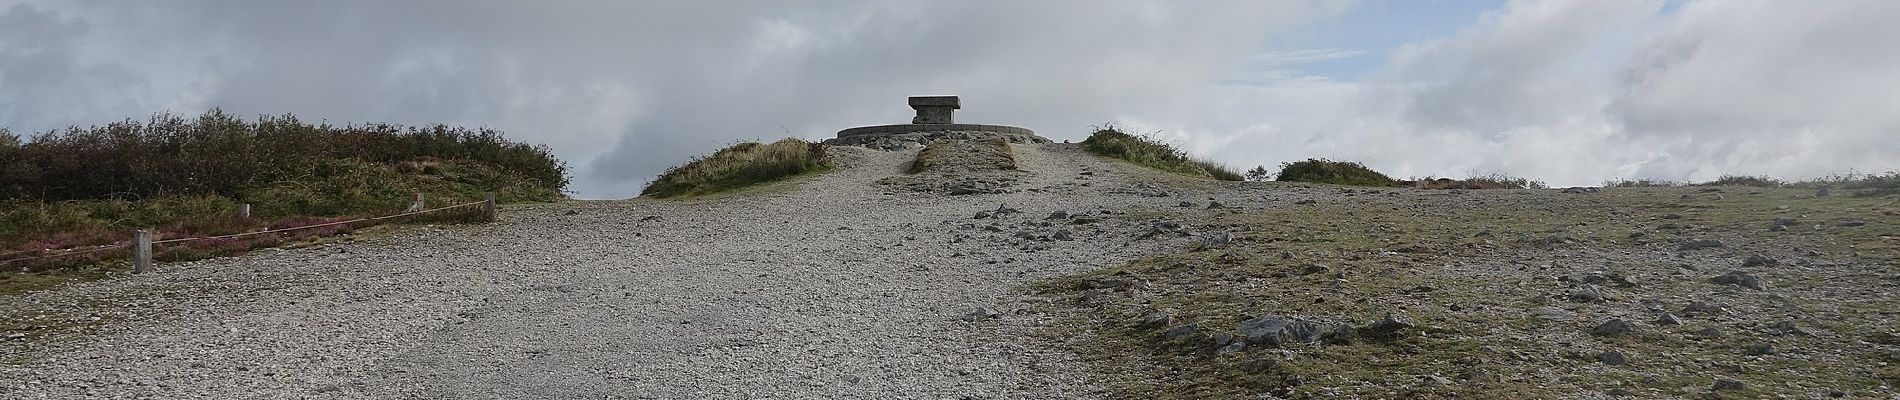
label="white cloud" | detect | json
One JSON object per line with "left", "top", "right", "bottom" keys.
{"left": 3, "top": 0, "right": 1896, "bottom": 197}
{"left": 1167, "top": 0, "right": 1900, "bottom": 186}
{"left": 0, "top": 0, "right": 1339, "bottom": 198}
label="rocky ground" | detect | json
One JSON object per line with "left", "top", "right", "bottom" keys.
{"left": 1, "top": 139, "right": 1896, "bottom": 399}
{"left": 1038, "top": 182, "right": 1900, "bottom": 398}
{"left": 0, "top": 142, "right": 1213, "bottom": 399}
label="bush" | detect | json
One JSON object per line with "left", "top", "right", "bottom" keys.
{"left": 1080, "top": 126, "right": 1242, "bottom": 181}
{"left": 1602, "top": 179, "right": 1681, "bottom": 188}
{"left": 1695, "top": 175, "right": 1784, "bottom": 187}
{"left": 641, "top": 138, "right": 830, "bottom": 198}
{"left": 1275, "top": 159, "right": 1397, "bottom": 187}
{"left": 0, "top": 111, "right": 569, "bottom": 274}
{"left": 1404, "top": 174, "right": 1547, "bottom": 190}
{"left": 0, "top": 110, "right": 568, "bottom": 202}
{"left": 1787, "top": 171, "right": 1900, "bottom": 197}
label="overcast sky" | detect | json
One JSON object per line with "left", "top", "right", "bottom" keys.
{"left": 3, "top": 0, "right": 1896, "bottom": 198}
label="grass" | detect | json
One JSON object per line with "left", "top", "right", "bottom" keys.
{"left": 1080, "top": 126, "right": 1243, "bottom": 181}
{"left": 641, "top": 138, "right": 831, "bottom": 198}
{"left": 1274, "top": 158, "right": 1397, "bottom": 187}
{"left": 1037, "top": 185, "right": 1900, "bottom": 398}
{"left": 0, "top": 110, "right": 566, "bottom": 293}
{"left": 1609, "top": 172, "right": 1900, "bottom": 197}
{"left": 1404, "top": 174, "right": 1548, "bottom": 190}
{"left": 909, "top": 139, "right": 1016, "bottom": 174}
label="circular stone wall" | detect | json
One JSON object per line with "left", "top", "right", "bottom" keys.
{"left": 837, "top": 124, "right": 1035, "bottom": 137}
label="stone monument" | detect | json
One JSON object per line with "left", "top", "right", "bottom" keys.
{"left": 827, "top": 96, "right": 1049, "bottom": 150}
{"left": 909, "top": 96, "right": 959, "bottom": 124}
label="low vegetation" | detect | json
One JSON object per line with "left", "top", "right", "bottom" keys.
{"left": 641, "top": 138, "right": 830, "bottom": 198}
{"left": 1040, "top": 185, "right": 1899, "bottom": 398}
{"left": 909, "top": 139, "right": 1015, "bottom": 174}
{"left": 1610, "top": 172, "right": 1900, "bottom": 197}
{"left": 0, "top": 110, "right": 566, "bottom": 289}
{"left": 1273, "top": 158, "right": 1397, "bottom": 187}
{"left": 1404, "top": 173, "right": 1548, "bottom": 190}
{"left": 1081, "top": 126, "right": 1243, "bottom": 181}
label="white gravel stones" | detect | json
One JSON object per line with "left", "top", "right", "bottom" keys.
{"left": 0, "top": 143, "right": 1203, "bottom": 399}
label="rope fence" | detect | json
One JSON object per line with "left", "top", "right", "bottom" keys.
{"left": 0, "top": 192, "right": 496, "bottom": 273}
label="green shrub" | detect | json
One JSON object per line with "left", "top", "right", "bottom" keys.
{"left": 641, "top": 138, "right": 830, "bottom": 198}
{"left": 1602, "top": 179, "right": 1680, "bottom": 188}
{"left": 0, "top": 111, "right": 569, "bottom": 275}
{"left": 1788, "top": 171, "right": 1900, "bottom": 196}
{"left": 1275, "top": 159, "right": 1397, "bottom": 187}
{"left": 1080, "top": 126, "right": 1242, "bottom": 181}
{"left": 1695, "top": 175, "right": 1784, "bottom": 187}
{"left": 0, "top": 109, "right": 568, "bottom": 202}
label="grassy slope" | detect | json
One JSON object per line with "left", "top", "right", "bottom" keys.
{"left": 1, "top": 111, "right": 568, "bottom": 293}
{"left": 642, "top": 138, "right": 831, "bottom": 199}
{"left": 1039, "top": 185, "right": 1900, "bottom": 398}
{"left": 1081, "top": 129, "right": 1242, "bottom": 181}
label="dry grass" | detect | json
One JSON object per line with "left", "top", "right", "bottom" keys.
{"left": 641, "top": 138, "right": 831, "bottom": 198}
{"left": 1080, "top": 126, "right": 1242, "bottom": 181}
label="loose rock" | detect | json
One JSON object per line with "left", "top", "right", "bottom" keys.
{"left": 1709, "top": 271, "right": 1765, "bottom": 290}
{"left": 1591, "top": 319, "right": 1636, "bottom": 337}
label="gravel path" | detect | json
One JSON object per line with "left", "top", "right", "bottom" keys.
{"left": 0, "top": 143, "right": 1204, "bottom": 399}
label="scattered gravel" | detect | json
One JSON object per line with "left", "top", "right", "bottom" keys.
{"left": 0, "top": 143, "right": 1189, "bottom": 399}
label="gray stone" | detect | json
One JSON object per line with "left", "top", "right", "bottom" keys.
{"left": 1742, "top": 254, "right": 1778, "bottom": 267}
{"left": 1605, "top": 388, "right": 1634, "bottom": 397}
{"left": 1197, "top": 231, "right": 1231, "bottom": 249}
{"left": 1591, "top": 319, "right": 1637, "bottom": 337}
{"left": 1712, "top": 378, "right": 1745, "bottom": 391}
{"left": 1768, "top": 320, "right": 1810, "bottom": 336}
{"left": 1294, "top": 199, "right": 1317, "bottom": 205}
{"left": 1237, "top": 315, "right": 1353, "bottom": 346}
{"left": 1598, "top": 350, "right": 1627, "bottom": 365}
{"left": 908, "top": 96, "right": 959, "bottom": 124}
{"left": 1144, "top": 221, "right": 1187, "bottom": 238}
{"left": 1655, "top": 313, "right": 1682, "bottom": 325}
{"left": 1215, "top": 336, "right": 1247, "bottom": 353}
{"left": 1709, "top": 271, "right": 1764, "bottom": 290}
{"left": 1205, "top": 200, "right": 1224, "bottom": 209}
{"left": 1359, "top": 313, "right": 1414, "bottom": 339}
{"left": 1742, "top": 343, "right": 1776, "bottom": 356}
{"left": 1044, "top": 211, "right": 1068, "bottom": 220}
{"left": 1561, "top": 187, "right": 1601, "bottom": 194}
{"left": 1570, "top": 285, "right": 1608, "bottom": 303}
{"left": 1693, "top": 327, "right": 1723, "bottom": 338}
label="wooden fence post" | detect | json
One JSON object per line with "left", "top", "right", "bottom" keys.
{"left": 407, "top": 193, "right": 425, "bottom": 212}
{"left": 483, "top": 192, "right": 497, "bottom": 222}
{"left": 133, "top": 229, "right": 152, "bottom": 274}
{"left": 236, "top": 203, "right": 251, "bottom": 219}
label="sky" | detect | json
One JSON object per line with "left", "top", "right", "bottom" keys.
{"left": 1, "top": 0, "right": 1896, "bottom": 199}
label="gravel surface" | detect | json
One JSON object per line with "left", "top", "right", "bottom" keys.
{"left": 0, "top": 143, "right": 1204, "bottom": 399}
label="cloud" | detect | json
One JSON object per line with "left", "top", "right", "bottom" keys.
{"left": 0, "top": 0, "right": 1342, "bottom": 198}
{"left": 1170, "top": 0, "right": 1900, "bottom": 186}
{"left": 3, "top": 0, "right": 1895, "bottom": 197}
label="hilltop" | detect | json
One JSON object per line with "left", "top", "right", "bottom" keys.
{"left": 0, "top": 130, "right": 1895, "bottom": 399}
